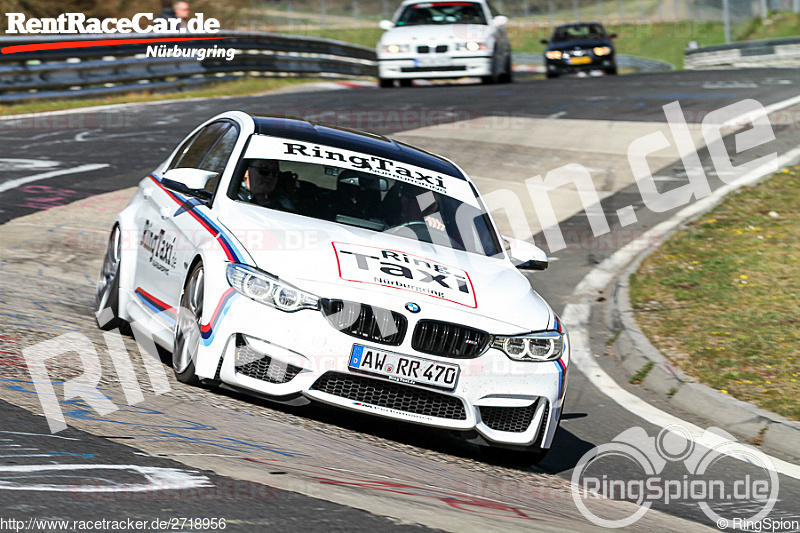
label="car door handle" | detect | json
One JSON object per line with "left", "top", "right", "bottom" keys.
{"left": 142, "top": 187, "right": 154, "bottom": 200}
{"left": 160, "top": 207, "right": 172, "bottom": 220}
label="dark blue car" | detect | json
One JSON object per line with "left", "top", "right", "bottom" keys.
{"left": 541, "top": 22, "right": 617, "bottom": 78}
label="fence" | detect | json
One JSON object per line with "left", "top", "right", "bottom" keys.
{"left": 0, "top": 31, "right": 377, "bottom": 104}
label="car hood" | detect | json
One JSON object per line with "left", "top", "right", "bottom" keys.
{"left": 218, "top": 204, "right": 552, "bottom": 332}
{"left": 380, "top": 24, "right": 494, "bottom": 45}
{"left": 547, "top": 39, "right": 612, "bottom": 51}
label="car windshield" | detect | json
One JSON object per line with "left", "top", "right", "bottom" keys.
{"left": 233, "top": 157, "right": 502, "bottom": 257}
{"left": 551, "top": 24, "right": 606, "bottom": 42}
{"left": 396, "top": 2, "right": 487, "bottom": 26}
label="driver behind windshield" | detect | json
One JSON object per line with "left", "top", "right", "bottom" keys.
{"left": 397, "top": 3, "right": 486, "bottom": 26}
{"left": 240, "top": 159, "right": 296, "bottom": 211}
{"left": 386, "top": 182, "right": 447, "bottom": 232}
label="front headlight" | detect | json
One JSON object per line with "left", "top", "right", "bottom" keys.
{"left": 545, "top": 50, "right": 563, "bottom": 60}
{"left": 226, "top": 264, "right": 319, "bottom": 312}
{"left": 593, "top": 46, "right": 612, "bottom": 56}
{"left": 492, "top": 331, "right": 564, "bottom": 361}
{"left": 455, "top": 41, "right": 488, "bottom": 52}
{"left": 380, "top": 43, "right": 410, "bottom": 54}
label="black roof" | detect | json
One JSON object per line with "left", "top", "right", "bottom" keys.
{"left": 249, "top": 115, "right": 464, "bottom": 179}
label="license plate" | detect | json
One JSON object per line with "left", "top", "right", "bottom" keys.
{"left": 415, "top": 56, "right": 452, "bottom": 68}
{"left": 349, "top": 344, "right": 459, "bottom": 391}
{"left": 569, "top": 56, "right": 592, "bottom": 65}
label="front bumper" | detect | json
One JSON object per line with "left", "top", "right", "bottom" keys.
{"left": 197, "top": 293, "right": 569, "bottom": 449}
{"left": 546, "top": 55, "right": 615, "bottom": 74}
{"left": 378, "top": 55, "right": 493, "bottom": 79}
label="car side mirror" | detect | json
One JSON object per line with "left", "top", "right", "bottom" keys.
{"left": 161, "top": 168, "right": 216, "bottom": 201}
{"left": 540, "top": 38, "right": 549, "bottom": 45}
{"left": 493, "top": 15, "right": 509, "bottom": 26}
{"left": 503, "top": 236, "right": 549, "bottom": 271}
{"left": 379, "top": 19, "right": 394, "bottom": 31}
{"left": 609, "top": 32, "right": 618, "bottom": 39}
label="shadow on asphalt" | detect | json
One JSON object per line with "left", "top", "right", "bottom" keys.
{"left": 154, "top": 339, "right": 596, "bottom": 475}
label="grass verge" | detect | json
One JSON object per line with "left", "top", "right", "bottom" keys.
{"left": 629, "top": 165, "right": 800, "bottom": 420}
{"left": 739, "top": 11, "right": 800, "bottom": 41}
{"left": 0, "top": 76, "right": 329, "bottom": 116}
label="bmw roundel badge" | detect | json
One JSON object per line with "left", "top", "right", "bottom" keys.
{"left": 405, "top": 302, "right": 420, "bottom": 313}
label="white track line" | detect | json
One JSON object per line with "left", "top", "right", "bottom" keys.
{"left": 721, "top": 94, "right": 800, "bottom": 128}
{"left": 564, "top": 144, "right": 800, "bottom": 480}
{"left": 0, "top": 164, "right": 109, "bottom": 195}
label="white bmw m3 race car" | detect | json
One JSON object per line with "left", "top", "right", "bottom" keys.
{"left": 376, "top": 0, "right": 513, "bottom": 87}
{"left": 95, "top": 111, "right": 568, "bottom": 459}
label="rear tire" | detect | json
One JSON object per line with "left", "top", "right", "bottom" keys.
{"left": 546, "top": 71, "right": 559, "bottom": 79}
{"left": 173, "top": 261, "right": 204, "bottom": 385}
{"left": 378, "top": 77, "right": 394, "bottom": 88}
{"left": 605, "top": 66, "right": 618, "bottom": 75}
{"left": 398, "top": 79, "right": 413, "bottom": 88}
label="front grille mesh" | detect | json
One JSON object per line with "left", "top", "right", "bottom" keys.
{"left": 412, "top": 320, "right": 490, "bottom": 358}
{"left": 479, "top": 401, "right": 538, "bottom": 433}
{"left": 312, "top": 372, "right": 467, "bottom": 420}
{"left": 321, "top": 299, "right": 407, "bottom": 346}
{"left": 235, "top": 344, "right": 302, "bottom": 384}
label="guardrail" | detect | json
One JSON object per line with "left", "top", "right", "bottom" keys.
{"left": 685, "top": 36, "right": 800, "bottom": 69}
{"left": 0, "top": 31, "right": 377, "bottom": 104}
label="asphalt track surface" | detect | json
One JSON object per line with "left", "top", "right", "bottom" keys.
{"left": 2, "top": 69, "right": 800, "bottom": 531}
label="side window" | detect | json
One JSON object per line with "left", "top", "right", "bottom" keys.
{"left": 168, "top": 122, "right": 230, "bottom": 171}
{"left": 167, "top": 129, "right": 203, "bottom": 171}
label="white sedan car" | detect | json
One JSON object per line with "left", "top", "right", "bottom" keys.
{"left": 376, "top": 0, "right": 513, "bottom": 87}
{"left": 95, "top": 111, "right": 568, "bottom": 460}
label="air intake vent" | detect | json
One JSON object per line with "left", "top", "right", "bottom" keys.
{"left": 235, "top": 343, "right": 302, "bottom": 384}
{"left": 479, "top": 401, "right": 538, "bottom": 433}
{"left": 412, "top": 320, "right": 490, "bottom": 358}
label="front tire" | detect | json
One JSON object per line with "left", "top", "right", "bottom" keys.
{"left": 378, "top": 77, "right": 394, "bottom": 88}
{"left": 498, "top": 55, "right": 513, "bottom": 84}
{"left": 398, "top": 79, "right": 413, "bottom": 88}
{"left": 481, "top": 53, "right": 501, "bottom": 84}
{"left": 95, "top": 224, "right": 126, "bottom": 331}
{"left": 173, "top": 261, "right": 204, "bottom": 385}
